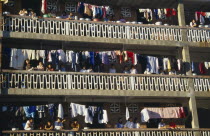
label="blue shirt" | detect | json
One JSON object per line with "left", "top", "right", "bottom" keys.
{"left": 116, "top": 123, "right": 124, "bottom": 128}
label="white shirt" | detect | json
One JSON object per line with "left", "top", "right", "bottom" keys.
{"left": 130, "top": 69, "right": 137, "bottom": 74}
{"left": 24, "top": 121, "right": 33, "bottom": 130}
{"left": 190, "top": 22, "right": 196, "bottom": 27}
{"left": 124, "top": 121, "right": 134, "bottom": 128}
{"left": 134, "top": 123, "right": 140, "bottom": 128}
{"left": 109, "top": 68, "right": 116, "bottom": 73}
{"left": 158, "top": 122, "right": 166, "bottom": 129}
{"left": 80, "top": 69, "right": 87, "bottom": 73}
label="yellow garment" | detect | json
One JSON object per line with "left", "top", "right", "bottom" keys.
{"left": 168, "top": 59, "right": 171, "bottom": 71}
{"left": 84, "top": 5, "right": 91, "bottom": 16}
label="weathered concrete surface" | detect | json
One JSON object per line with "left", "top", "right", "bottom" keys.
{"left": 2, "top": 31, "right": 183, "bottom": 47}
{"left": 1, "top": 88, "right": 190, "bottom": 98}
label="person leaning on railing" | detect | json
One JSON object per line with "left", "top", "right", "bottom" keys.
{"left": 54, "top": 118, "right": 63, "bottom": 130}
{"left": 70, "top": 119, "right": 80, "bottom": 131}
{"left": 190, "top": 19, "right": 197, "bottom": 27}
{"left": 115, "top": 118, "right": 124, "bottom": 128}
{"left": 158, "top": 119, "right": 166, "bottom": 129}
{"left": 44, "top": 121, "right": 53, "bottom": 130}
{"left": 24, "top": 118, "right": 34, "bottom": 130}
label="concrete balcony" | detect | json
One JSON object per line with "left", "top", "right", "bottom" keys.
{"left": 2, "top": 129, "right": 210, "bottom": 136}
{"left": 2, "top": 15, "right": 210, "bottom": 50}
{"left": 0, "top": 70, "right": 210, "bottom": 98}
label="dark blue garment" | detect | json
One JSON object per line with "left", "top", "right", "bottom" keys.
{"left": 78, "top": 2, "right": 85, "bottom": 14}
{"left": 97, "top": 107, "right": 104, "bottom": 120}
{"left": 23, "top": 106, "right": 36, "bottom": 118}
{"left": 89, "top": 52, "right": 95, "bottom": 65}
{"left": 48, "top": 104, "right": 55, "bottom": 116}
{"left": 2, "top": 48, "right": 11, "bottom": 69}
{"left": 154, "top": 9, "right": 159, "bottom": 19}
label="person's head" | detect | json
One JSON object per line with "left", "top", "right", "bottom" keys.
{"left": 25, "top": 59, "right": 30, "bottom": 64}
{"left": 39, "top": 62, "right": 43, "bottom": 66}
{"left": 111, "top": 64, "right": 115, "bottom": 69}
{"left": 118, "top": 118, "right": 123, "bottom": 123}
{"left": 161, "top": 119, "right": 164, "bottom": 123}
{"left": 134, "top": 117, "right": 138, "bottom": 123}
{"left": 73, "top": 119, "right": 78, "bottom": 124}
{"left": 124, "top": 66, "right": 129, "bottom": 71}
{"left": 29, "top": 118, "right": 33, "bottom": 123}
{"left": 82, "top": 65, "right": 86, "bottom": 70}
{"left": 192, "top": 19, "right": 195, "bottom": 23}
{"left": 128, "top": 117, "right": 133, "bottom": 122}
{"left": 131, "top": 65, "right": 135, "bottom": 69}
{"left": 61, "top": 64, "right": 65, "bottom": 68}
{"left": 57, "top": 118, "right": 61, "bottom": 122}
{"left": 47, "top": 121, "right": 52, "bottom": 126}
{"left": 48, "top": 64, "right": 52, "bottom": 68}
{"left": 70, "top": 12, "right": 73, "bottom": 16}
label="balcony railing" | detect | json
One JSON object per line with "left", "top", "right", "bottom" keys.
{"left": 3, "top": 15, "right": 210, "bottom": 43}
{"left": 1, "top": 70, "right": 210, "bottom": 93}
{"left": 2, "top": 129, "right": 210, "bottom": 136}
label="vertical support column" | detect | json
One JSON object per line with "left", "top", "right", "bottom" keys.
{"left": 182, "top": 46, "right": 200, "bottom": 129}
{"left": 189, "top": 95, "right": 200, "bottom": 128}
{"left": 177, "top": 0, "right": 186, "bottom": 27}
{"left": 177, "top": 0, "right": 188, "bottom": 42}
{"left": 182, "top": 46, "right": 192, "bottom": 75}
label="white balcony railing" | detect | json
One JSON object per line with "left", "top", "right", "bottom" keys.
{"left": 2, "top": 129, "right": 210, "bottom": 136}
{"left": 3, "top": 15, "right": 210, "bottom": 43}
{"left": 0, "top": 70, "right": 210, "bottom": 92}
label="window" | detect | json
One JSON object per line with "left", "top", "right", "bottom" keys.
{"left": 47, "top": 0, "right": 58, "bottom": 12}
{"left": 121, "top": 7, "right": 131, "bottom": 17}
{"left": 110, "top": 103, "right": 120, "bottom": 113}
{"left": 128, "top": 103, "right": 138, "bottom": 113}
{"left": 107, "top": 7, "right": 114, "bottom": 16}
{"left": 65, "top": 2, "right": 77, "bottom": 13}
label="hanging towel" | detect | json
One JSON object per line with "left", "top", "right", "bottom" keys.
{"left": 199, "top": 62, "right": 206, "bottom": 74}
{"left": 58, "top": 104, "right": 64, "bottom": 119}
{"left": 126, "top": 107, "right": 130, "bottom": 121}
{"left": 98, "top": 110, "right": 108, "bottom": 124}
{"left": 41, "top": 0, "right": 47, "bottom": 14}
{"left": 84, "top": 4, "right": 91, "bottom": 16}
{"left": 168, "top": 58, "right": 171, "bottom": 71}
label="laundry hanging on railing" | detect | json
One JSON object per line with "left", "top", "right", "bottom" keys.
{"left": 70, "top": 103, "right": 108, "bottom": 124}
{"left": 77, "top": 2, "right": 111, "bottom": 19}
{"left": 141, "top": 107, "right": 186, "bottom": 122}
{"left": 139, "top": 8, "right": 177, "bottom": 21}
{"left": 58, "top": 104, "right": 64, "bottom": 119}
{"left": 5, "top": 48, "right": 187, "bottom": 75}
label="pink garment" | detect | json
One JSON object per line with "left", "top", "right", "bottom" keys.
{"left": 145, "top": 107, "right": 182, "bottom": 119}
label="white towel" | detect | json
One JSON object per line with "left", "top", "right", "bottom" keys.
{"left": 126, "top": 107, "right": 130, "bottom": 120}
{"left": 58, "top": 104, "right": 64, "bottom": 119}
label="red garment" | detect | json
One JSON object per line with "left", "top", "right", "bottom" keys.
{"left": 179, "top": 107, "right": 186, "bottom": 118}
{"left": 41, "top": 0, "right": 47, "bottom": 14}
{"left": 201, "top": 12, "right": 206, "bottom": 17}
{"left": 127, "top": 51, "right": 134, "bottom": 64}
{"left": 172, "top": 9, "right": 177, "bottom": 16}
{"left": 102, "top": 6, "right": 106, "bottom": 18}
{"left": 199, "top": 62, "right": 206, "bottom": 74}
{"left": 166, "top": 9, "right": 173, "bottom": 17}
{"left": 169, "top": 122, "right": 176, "bottom": 129}
{"left": 195, "top": 12, "right": 201, "bottom": 21}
